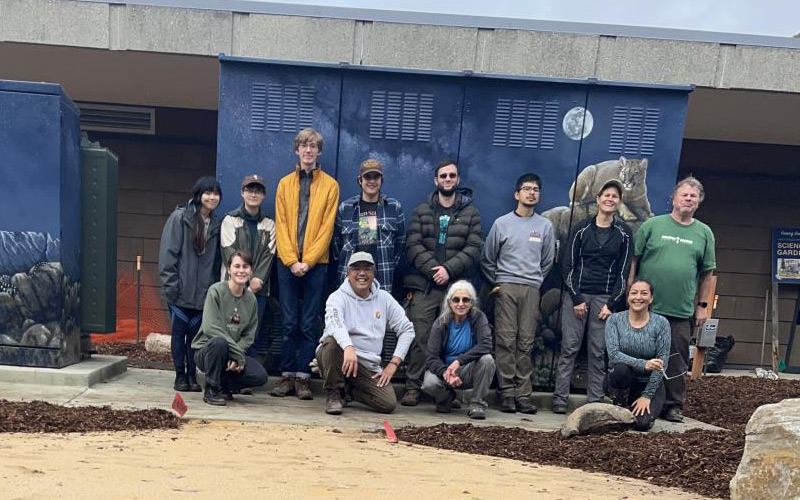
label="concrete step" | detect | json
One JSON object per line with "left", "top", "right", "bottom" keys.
{"left": 0, "top": 355, "right": 127, "bottom": 387}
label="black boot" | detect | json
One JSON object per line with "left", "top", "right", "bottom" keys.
{"left": 203, "top": 385, "right": 227, "bottom": 406}
{"left": 173, "top": 373, "right": 190, "bottom": 392}
{"left": 187, "top": 373, "right": 202, "bottom": 392}
{"left": 610, "top": 387, "right": 629, "bottom": 408}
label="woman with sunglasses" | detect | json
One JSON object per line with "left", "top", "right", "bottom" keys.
{"left": 192, "top": 251, "right": 268, "bottom": 406}
{"left": 605, "top": 277, "right": 671, "bottom": 431}
{"left": 421, "top": 280, "right": 495, "bottom": 420}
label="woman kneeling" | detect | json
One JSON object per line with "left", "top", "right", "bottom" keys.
{"left": 605, "top": 278, "right": 670, "bottom": 431}
{"left": 192, "top": 251, "right": 268, "bottom": 406}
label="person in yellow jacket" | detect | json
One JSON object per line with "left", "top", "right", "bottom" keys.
{"left": 271, "top": 128, "right": 340, "bottom": 401}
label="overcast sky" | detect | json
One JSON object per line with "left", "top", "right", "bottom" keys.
{"left": 263, "top": 0, "right": 800, "bottom": 37}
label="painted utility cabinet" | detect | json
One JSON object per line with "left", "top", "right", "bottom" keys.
{"left": 217, "top": 58, "right": 691, "bottom": 384}
{"left": 0, "top": 79, "right": 83, "bottom": 368}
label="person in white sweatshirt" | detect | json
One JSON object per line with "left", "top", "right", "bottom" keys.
{"left": 317, "top": 251, "right": 415, "bottom": 415}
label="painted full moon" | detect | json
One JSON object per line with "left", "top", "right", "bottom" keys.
{"left": 562, "top": 107, "right": 594, "bottom": 140}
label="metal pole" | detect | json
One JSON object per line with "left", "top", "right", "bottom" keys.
{"left": 136, "top": 255, "right": 142, "bottom": 344}
{"left": 760, "top": 288, "right": 769, "bottom": 368}
{"left": 772, "top": 282, "right": 780, "bottom": 373}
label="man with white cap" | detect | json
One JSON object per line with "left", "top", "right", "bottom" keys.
{"left": 316, "top": 251, "right": 415, "bottom": 415}
{"left": 552, "top": 179, "right": 633, "bottom": 414}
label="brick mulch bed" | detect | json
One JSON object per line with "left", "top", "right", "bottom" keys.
{"left": 0, "top": 400, "right": 181, "bottom": 433}
{"left": 400, "top": 376, "right": 800, "bottom": 499}
{"left": 93, "top": 341, "right": 173, "bottom": 370}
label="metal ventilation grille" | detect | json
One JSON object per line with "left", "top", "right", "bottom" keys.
{"left": 77, "top": 103, "right": 155, "bottom": 135}
{"left": 369, "top": 91, "right": 433, "bottom": 142}
{"left": 493, "top": 99, "right": 558, "bottom": 149}
{"left": 609, "top": 106, "right": 660, "bottom": 155}
{"left": 251, "top": 83, "right": 315, "bottom": 133}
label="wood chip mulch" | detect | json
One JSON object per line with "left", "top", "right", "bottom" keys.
{"left": 93, "top": 341, "right": 173, "bottom": 370}
{"left": 400, "top": 376, "right": 800, "bottom": 499}
{"left": 0, "top": 400, "right": 181, "bottom": 433}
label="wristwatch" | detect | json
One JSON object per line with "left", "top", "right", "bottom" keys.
{"left": 388, "top": 360, "right": 400, "bottom": 367}
{"left": 697, "top": 301, "right": 708, "bottom": 308}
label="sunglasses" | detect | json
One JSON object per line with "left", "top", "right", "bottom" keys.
{"left": 438, "top": 173, "right": 458, "bottom": 179}
{"left": 451, "top": 297, "right": 472, "bottom": 304}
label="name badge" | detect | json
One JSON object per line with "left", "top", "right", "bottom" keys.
{"left": 529, "top": 231, "right": 542, "bottom": 243}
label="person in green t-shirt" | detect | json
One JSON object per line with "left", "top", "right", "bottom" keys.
{"left": 630, "top": 177, "right": 716, "bottom": 424}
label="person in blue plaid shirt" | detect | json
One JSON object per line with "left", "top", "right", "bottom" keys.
{"left": 333, "top": 158, "right": 406, "bottom": 293}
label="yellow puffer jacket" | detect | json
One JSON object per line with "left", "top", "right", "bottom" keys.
{"left": 275, "top": 166, "right": 339, "bottom": 267}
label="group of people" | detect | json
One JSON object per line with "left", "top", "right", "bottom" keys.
{"left": 158, "top": 127, "right": 715, "bottom": 430}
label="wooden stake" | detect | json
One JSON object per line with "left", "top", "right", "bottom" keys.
{"left": 772, "top": 282, "right": 780, "bottom": 372}
{"left": 691, "top": 276, "right": 718, "bottom": 379}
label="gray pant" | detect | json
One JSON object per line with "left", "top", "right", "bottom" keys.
{"left": 404, "top": 288, "right": 445, "bottom": 391}
{"left": 494, "top": 282, "right": 540, "bottom": 398}
{"left": 421, "top": 354, "right": 496, "bottom": 408}
{"left": 553, "top": 293, "right": 609, "bottom": 405}
{"left": 663, "top": 316, "right": 692, "bottom": 412}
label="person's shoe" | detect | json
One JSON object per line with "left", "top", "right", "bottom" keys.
{"left": 451, "top": 398, "right": 462, "bottom": 409}
{"left": 610, "top": 388, "right": 629, "bottom": 408}
{"left": 499, "top": 396, "right": 517, "bottom": 413}
{"left": 187, "top": 375, "right": 202, "bottom": 393}
{"left": 203, "top": 386, "right": 227, "bottom": 406}
{"left": 400, "top": 389, "right": 420, "bottom": 407}
{"left": 295, "top": 378, "right": 314, "bottom": 400}
{"left": 435, "top": 391, "right": 455, "bottom": 413}
{"left": 467, "top": 405, "right": 486, "bottom": 420}
{"left": 220, "top": 386, "right": 234, "bottom": 401}
{"left": 665, "top": 407, "right": 684, "bottom": 423}
{"left": 516, "top": 397, "right": 538, "bottom": 415}
{"left": 173, "top": 373, "right": 190, "bottom": 392}
{"left": 270, "top": 376, "right": 296, "bottom": 397}
{"left": 552, "top": 402, "right": 567, "bottom": 415}
{"left": 325, "top": 389, "right": 344, "bottom": 415}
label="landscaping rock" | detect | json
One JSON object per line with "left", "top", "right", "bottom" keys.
{"left": 561, "top": 402, "right": 634, "bottom": 437}
{"left": 730, "top": 398, "right": 800, "bottom": 500}
{"left": 145, "top": 333, "right": 172, "bottom": 354}
{"left": 19, "top": 324, "right": 51, "bottom": 347}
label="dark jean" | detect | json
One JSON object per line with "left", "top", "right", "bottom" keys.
{"left": 195, "top": 337, "right": 268, "bottom": 391}
{"left": 169, "top": 304, "right": 202, "bottom": 376}
{"left": 608, "top": 363, "right": 666, "bottom": 432}
{"left": 246, "top": 295, "right": 271, "bottom": 361}
{"left": 277, "top": 262, "right": 326, "bottom": 378}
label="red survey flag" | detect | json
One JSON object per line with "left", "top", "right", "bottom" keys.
{"left": 383, "top": 420, "right": 398, "bottom": 443}
{"left": 172, "top": 392, "right": 188, "bottom": 417}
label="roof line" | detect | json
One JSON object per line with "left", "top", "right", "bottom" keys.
{"left": 73, "top": 0, "right": 800, "bottom": 50}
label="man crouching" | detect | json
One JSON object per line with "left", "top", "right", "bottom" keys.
{"left": 317, "top": 252, "right": 415, "bottom": 415}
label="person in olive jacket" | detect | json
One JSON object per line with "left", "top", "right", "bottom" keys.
{"left": 401, "top": 159, "right": 483, "bottom": 407}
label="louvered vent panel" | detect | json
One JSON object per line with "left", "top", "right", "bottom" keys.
{"left": 252, "top": 83, "right": 316, "bottom": 133}
{"left": 265, "top": 84, "right": 282, "bottom": 132}
{"left": 369, "top": 90, "right": 434, "bottom": 142}
{"left": 609, "top": 106, "right": 660, "bottom": 155}
{"left": 251, "top": 83, "right": 267, "bottom": 131}
{"left": 78, "top": 103, "right": 155, "bottom": 135}
{"left": 492, "top": 98, "right": 559, "bottom": 149}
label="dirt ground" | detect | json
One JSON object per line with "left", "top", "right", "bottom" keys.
{"left": 0, "top": 421, "right": 708, "bottom": 500}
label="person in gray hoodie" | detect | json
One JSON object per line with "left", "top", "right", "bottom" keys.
{"left": 316, "top": 251, "right": 415, "bottom": 415}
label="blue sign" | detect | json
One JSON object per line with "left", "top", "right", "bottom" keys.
{"left": 772, "top": 228, "right": 800, "bottom": 283}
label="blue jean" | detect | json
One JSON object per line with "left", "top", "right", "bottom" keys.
{"left": 277, "top": 263, "right": 326, "bottom": 378}
{"left": 169, "top": 304, "right": 202, "bottom": 376}
{"left": 247, "top": 295, "right": 271, "bottom": 359}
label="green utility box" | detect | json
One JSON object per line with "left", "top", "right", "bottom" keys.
{"left": 80, "top": 141, "right": 118, "bottom": 337}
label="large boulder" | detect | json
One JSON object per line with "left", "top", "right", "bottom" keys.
{"left": 561, "top": 402, "right": 635, "bottom": 437}
{"left": 145, "top": 333, "right": 172, "bottom": 354}
{"left": 730, "top": 398, "right": 800, "bottom": 500}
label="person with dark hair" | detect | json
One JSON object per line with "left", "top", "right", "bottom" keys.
{"left": 158, "top": 175, "right": 223, "bottom": 392}
{"left": 192, "top": 251, "right": 268, "bottom": 406}
{"left": 552, "top": 179, "right": 633, "bottom": 414}
{"left": 422, "top": 280, "right": 495, "bottom": 420}
{"left": 481, "top": 172, "right": 554, "bottom": 414}
{"left": 333, "top": 158, "right": 405, "bottom": 293}
{"left": 605, "top": 278, "right": 671, "bottom": 432}
{"left": 400, "top": 159, "right": 483, "bottom": 407}
{"left": 220, "top": 174, "right": 276, "bottom": 366}
{"left": 629, "top": 176, "right": 716, "bottom": 423}
{"left": 272, "top": 128, "right": 340, "bottom": 400}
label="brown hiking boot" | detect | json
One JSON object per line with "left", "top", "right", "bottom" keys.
{"left": 295, "top": 378, "right": 313, "bottom": 400}
{"left": 325, "top": 389, "right": 344, "bottom": 415}
{"left": 270, "top": 376, "right": 296, "bottom": 397}
{"left": 401, "top": 389, "right": 420, "bottom": 406}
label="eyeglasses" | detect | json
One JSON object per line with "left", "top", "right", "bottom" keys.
{"left": 438, "top": 173, "right": 458, "bottom": 179}
{"left": 362, "top": 173, "right": 382, "bottom": 181}
{"left": 243, "top": 187, "right": 264, "bottom": 194}
{"left": 450, "top": 297, "right": 472, "bottom": 304}
{"left": 660, "top": 352, "right": 688, "bottom": 380}
{"left": 519, "top": 186, "right": 541, "bottom": 193}
{"left": 299, "top": 143, "right": 319, "bottom": 150}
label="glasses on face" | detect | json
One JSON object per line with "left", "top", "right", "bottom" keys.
{"left": 660, "top": 352, "right": 688, "bottom": 380}
{"left": 362, "top": 173, "right": 382, "bottom": 181}
{"left": 299, "top": 143, "right": 319, "bottom": 151}
{"left": 451, "top": 297, "right": 472, "bottom": 304}
{"left": 519, "top": 186, "right": 541, "bottom": 193}
{"left": 243, "top": 187, "right": 264, "bottom": 195}
{"left": 438, "top": 173, "right": 458, "bottom": 180}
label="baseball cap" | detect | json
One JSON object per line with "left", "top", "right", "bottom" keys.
{"left": 358, "top": 159, "right": 383, "bottom": 177}
{"left": 347, "top": 251, "right": 375, "bottom": 267}
{"left": 597, "top": 179, "right": 624, "bottom": 200}
{"left": 241, "top": 174, "right": 266, "bottom": 189}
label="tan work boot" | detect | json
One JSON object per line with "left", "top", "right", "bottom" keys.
{"left": 295, "top": 378, "right": 313, "bottom": 400}
{"left": 401, "top": 389, "right": 420, "bottom": 406}
{"left": 270, "top": 376, "right": 296, "bottom": 397}
{"left": 325, "top": 389, "right": 344, "bottom": 415}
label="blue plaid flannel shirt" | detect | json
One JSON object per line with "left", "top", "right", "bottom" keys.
{"left": 333, "top": 195, "right": 405, "bottom": 292}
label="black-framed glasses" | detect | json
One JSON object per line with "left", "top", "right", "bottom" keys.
{"left": 519, "top": 186, "right": 541, "bottom": 193}
{"left": 438, "top": 173, "right": 458, "bottom": 179}
{"left": 451, "top": 297, "right": 472, "bottom": 304}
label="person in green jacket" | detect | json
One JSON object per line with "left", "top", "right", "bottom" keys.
{"left": 192, "top": 251, "right": 268, "bottom": 406}
{"left": 220, "top": 174, "right": 276, "bottom": 366}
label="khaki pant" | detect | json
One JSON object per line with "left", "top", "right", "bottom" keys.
{"left": 494, "top": 282, "right": 540, "bottom": 398}
{"left": 317, "top": 337, "right": 396, "bottom": 414}
{"left": 403, "top": 288, "right": 445, "bottom": 391}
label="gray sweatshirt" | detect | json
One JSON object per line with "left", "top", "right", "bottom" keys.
{"left": 481, "top": 211, "right": 555, "bottom": 288}
{"left": 318, "top": 279, "right": 415, "bottom": 373}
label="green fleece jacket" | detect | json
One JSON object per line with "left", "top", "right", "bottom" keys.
{"left": 191, "top": 281, "right": 257, "bottom": 365}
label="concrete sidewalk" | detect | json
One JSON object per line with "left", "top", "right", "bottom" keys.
{"left": 0, "top": 359, "right": 721, "bottom": 434}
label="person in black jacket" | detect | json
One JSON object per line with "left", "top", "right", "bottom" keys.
{"left": 158, "top": 176, "right": 223, "bottom": 393}
{"left": 401, "top": 159, "right": 483, "bottom": 407}
{"left": 552, "top": 179, "right": 633, "bottom": 414}
{"left": 421, "top": 280, "right": 495, "bottom": 420}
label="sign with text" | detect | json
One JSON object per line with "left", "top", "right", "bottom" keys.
{"left": 772, "top": 228, "right": 800, "bottom": 284}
